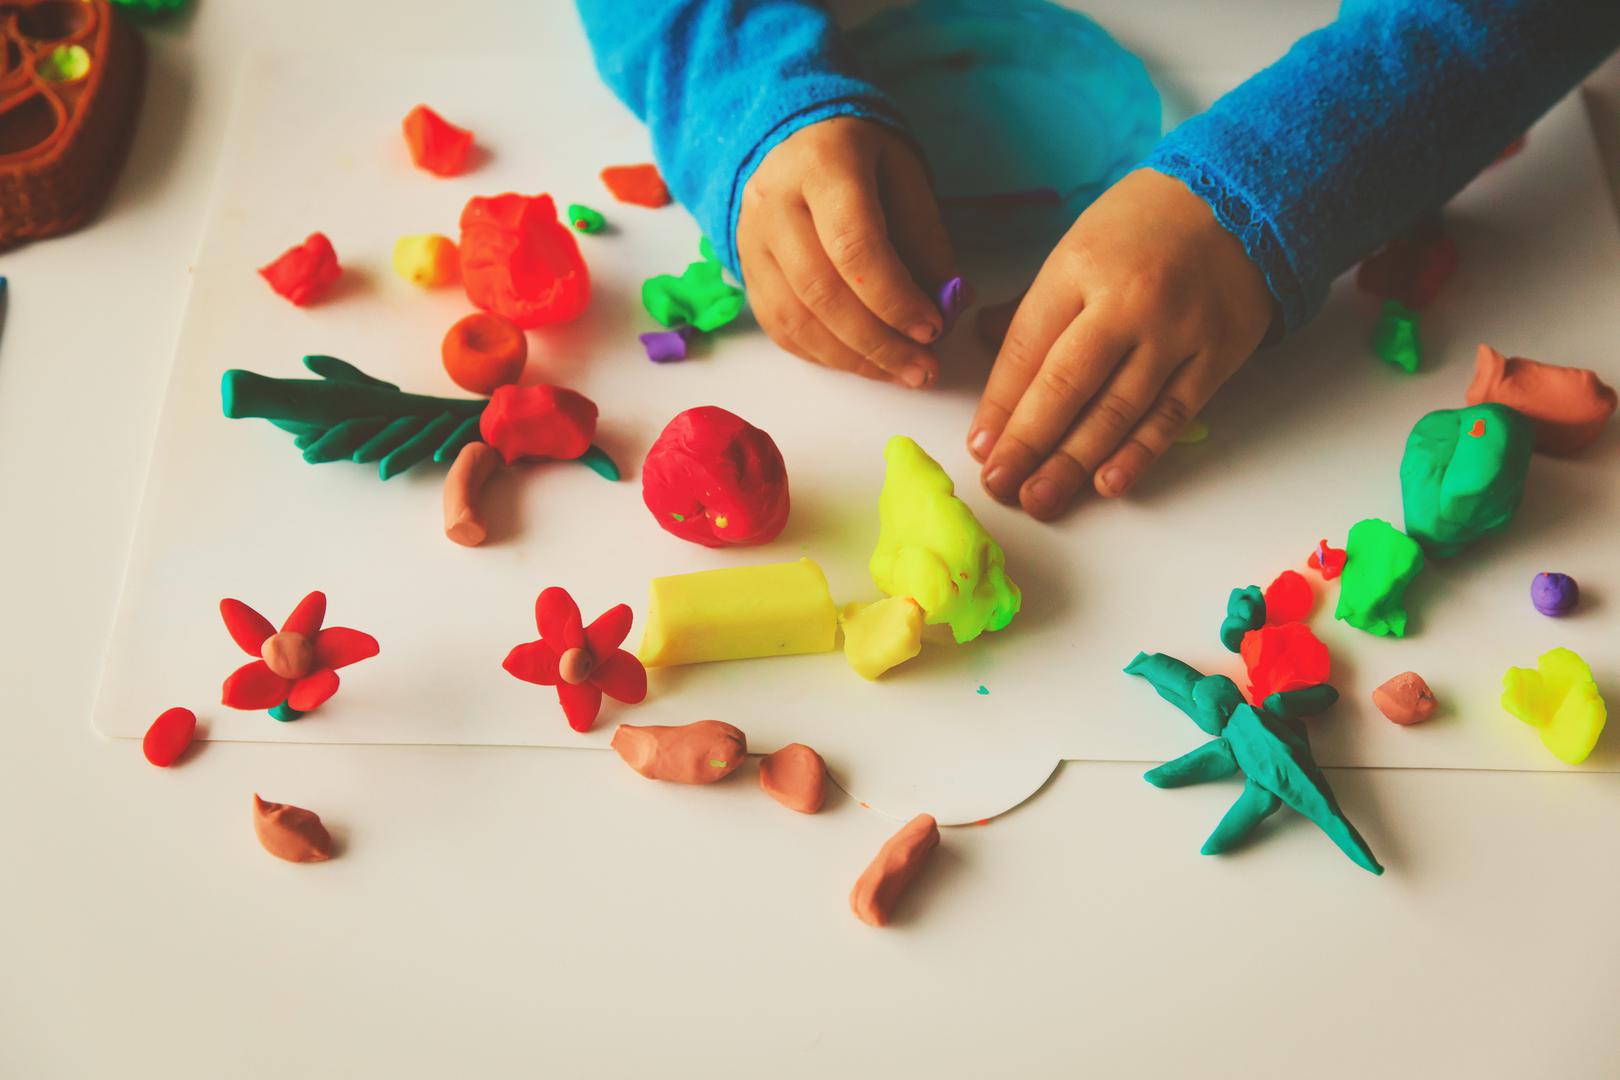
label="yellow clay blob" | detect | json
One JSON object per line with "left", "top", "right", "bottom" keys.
{"left": 637, "top": 558, "right": 838, "bottom": 667}
{"left": 392, "top": 233, "right": 460, "bottom": 287}
{"left": 841, "top": 598, "right": 924, "bottom": 680}
{"left": 1501, "top": 646, "right": 1608, "bottom": 764}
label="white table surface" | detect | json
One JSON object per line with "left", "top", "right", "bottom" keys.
{"left": 3, "top": 3, "right": 1618, "bottom": 1077}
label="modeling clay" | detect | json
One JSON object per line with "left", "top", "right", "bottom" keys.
{"left": 975, "top": 292, "right": 1023, "bottom": 351}
{"left": 443, "top": 442, "right": 502, "bottom": 547}
{"left": 936, "top": 276, "right": 968, "bottom": 332}
{"left": 402, "top": 105, "right": 473, "bottom": 177}
{"left": 850, "top": 813, "right": 940, "bottom": 927}
{"left": 640, "top": 326, "right": 695, "bottom": 363}
{"left": 503, "top": 587, "right": 647, "bottom": 732}
{"left": 1240, "top": 623, "right": 1330, "bottom": 704}
{"left": 567, "top": 203, "right": 606, "bottom": 233}
{"left": 841, "top": 598, "right": 925, "bottom": 680}
{"left": 1400, "top": 403, "right": 1533, "bottom": 556}
{"left": 1372, "top": 672, "right": 1437, "bottom": 726}
{"left": 1263, "top": 684, "right": 1340, "bottom": 720}
{"left": 1307, "top": 539, "right": 1347, "bottom": 580}
{"left": 459, "top": 193, "right": 590, "bottom": 327}
{"left": 1371, "top": 300, "right": 1421, "bottom": 373}
{"left": 38, "top": 44, "right": 91, "bottom": 82}
{"left": 220, "top": 592, "right": 378, "bottom": 721}
{"left": 870, "top": 436, "right": 1020, "bottom": 643}
{"left": 578, "top": 445, "right": 621, "bottom": 481}
{"left": 479, "top": 384, "right": 597, "bottom": 464}
{"left": 1335, "top": 518, "right": 1424, "bottom": 637}
{"left": 258, "top": 233, "right": 341, "bottom": 307}
{"left": 637, "top": 559, "right": 838, "bottom": 667}
{"left": 1494, "top": 134, "right": 1527, "bottom": 163}
{"left": 642, "top": 239, "right": 745, "bottom": 332}
{"left": 1218, "top": 585, "right": 1265, "bottom": 653}
{"left": 1174, "top": 419, "right": 1210, "bottom": 445}
{"left": 759, "top": 743, "right": 828, "bottom": 813}
{"left": 1465, "top": 345, "right": 1617, "bottom": 455}
{"left": 142, "top": 706, "right": 196, "bottom": 767}
{"left": 109, "top": 0, "right": 190, "bottom": 17}
{"left": 1262, "top": 570, "right": 1313, "bottom": 625}
{"left": 611, "top": 719, "right": 746, "bottom": 783}
{"left": 1531, "top": 572, "right": 1579, "bottom": 617}
{"left": 442, "top": 312, "right": 527, "bottom": 394}
{"left": 253, "top": 794, "right": 333, "bottom": 863}
{"left": 642, "top": 406, "right": 789, "bottom": 547}
{"left": 1125, "top": 652, "right": 1382, "bottom": 874}
{"left": 392, "top": 233, "right": 459, "bottom": 287}
{"left": 1355, "top": 217, "right": 1457, "bottom": 310}
{"left": 1501, "top": 647, "right": 1607, "bottom": 765}
{"left": 600, "top": 163, "right": 671, "bottom": 207}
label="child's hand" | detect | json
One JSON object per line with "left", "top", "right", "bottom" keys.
{"left": 968, "top": 169, "right": 1275, "bottom": 519}
{"left": 737, "top": 117, "right": 956, "bottom": 388}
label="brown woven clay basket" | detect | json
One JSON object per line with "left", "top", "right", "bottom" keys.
{"left": 0, "top": 0, "right": 145, "bottom": 251}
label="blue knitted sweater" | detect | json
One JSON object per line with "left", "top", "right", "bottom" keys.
{"left": 575, "top": 0, "right": 1620, "bottom": 332}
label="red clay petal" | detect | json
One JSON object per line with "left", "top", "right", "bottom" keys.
{"left": 143, "top": 706, "right": 197, "bottom": 767}
{"left": 591, "top": 650, "right": 648, "bottom": 704}
{"left": 314, "top": 627, "right": 379, "bottom": 669}
{"left": 402, "top": 104, "right": 474, "bottom": 177}
{"left": 536, "top": 587, "right": 584, "bottom": 648}
{"left": 223, "top": 660, "right": 293, "bottom": 710}
{"left": 585, "top": 603, "right": 634, "bottom": 655}
{"left": 259, "top": 233, "right": 342, "bottom": 307}
{"left": 1263, "top": 570, "right": 1314, "bottom": 625}
{"left": 220, "top": 598, "right": 276, "bottom": 655}
{"left": 282, "top": 591, "right": 327, "bottom": 636}
{"left": 287, "top": 669, "right": 340, "bottom": 712}
{"left": 600, "top": 163, "right": 671, "bottom": 208}
{"left": 557, "top": 680, "right": 603, "bottom": 732}
{"left": 503, "top": 640, "right": 560, "bottom": 685}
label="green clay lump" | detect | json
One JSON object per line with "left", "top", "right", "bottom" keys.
{"left": 642, "top": 237, "right": 746, "bottom": 332}
{"left": 567, "top": 204, "right": 606, "bottom": 233}
{"left": 1218, "top": 585, "right": 1265, "bottom": 653}
{"left": 1335, "top": 517, "right": 1425, "bottom": 637}
{"left": 1400, "top": 402, "right": 1533, "bottom": 557}
{"left": 1371, "top": 299, "right": 1421, "bottom": 373}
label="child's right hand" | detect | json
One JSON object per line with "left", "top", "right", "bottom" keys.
{"left": 737, "top": 117, "right": 956, "bottom": 388}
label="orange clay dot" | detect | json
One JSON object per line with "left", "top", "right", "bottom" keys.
{"left": 442, "top": 312, "right": 528, "bottom": 395}
{"left": 1470, "top": 418, "right": 1486, "bottom": 437}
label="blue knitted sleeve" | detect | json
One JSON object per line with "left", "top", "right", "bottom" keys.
{"left": 574, "top": 0, "right": 907, "bottom": 278}
{"left": 1143, "top": 0, "right": 1620, "bottom": 332}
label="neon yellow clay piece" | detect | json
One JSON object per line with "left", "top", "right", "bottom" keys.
{"left": 1501, "top": 647, "right": 1608, "bottom": 764}
{"left": 637, "top": 558, "right": 838, "bottom": 667}
{"left": 391, "top": 233, "right": 460, "bottom": 287}
{"left": 841, "top": 598, "right": 924, "bottom": 680}
{"left": 870, "top": 436, "right": 1020, "bottom": 643}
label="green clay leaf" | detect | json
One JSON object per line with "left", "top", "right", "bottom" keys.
{"left": 577, "top": 443, "right": 620, "bottom": 481}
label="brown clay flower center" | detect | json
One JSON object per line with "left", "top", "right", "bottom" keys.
{"left": 557, "top": 647, "right": 593, "bottom": 685}
{"left": 262, "top": 631, "right": 314, "bottom": 680}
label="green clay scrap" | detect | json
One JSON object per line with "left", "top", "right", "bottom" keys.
{"left": 1125, "top": 652, "right": 1381, "bottom": 875}
{"left": 1218, "top": 585, "right": 1264, "bottom": 653}
{"left": 1400, "top": 403, "right": 1533, "bottom": 557}
{"left": 37, "top": 45, "right": 91, "bottom": 83}
{"left": 870, "top": 435, "right": 1020, "bottom": 644}
{"left": 642, "top": 237, "right": 746, "bottom": 332}
{"left": 1335, "top": 517, "right": 1425, "bottom": 637}
{"left": 1371, "top": 299, "right": 1421, "bottom": 373}
{"left": 567, "top": 203, "right": 606, "bottom": 233}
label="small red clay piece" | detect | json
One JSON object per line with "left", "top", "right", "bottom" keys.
{"left": 1307, "top": 538, "right": 1347, "bottom": 580}
{"left": 258, "top": 232, "right": 341, "bottom": 307}
{"left": 642, "top": 406, "right": 790, "bottom": 547}
{"left": 1355, "top": 218, "right": 1457, "bottom": 310}
{"left": 253, "top": 794, "right": 334, "bottom": 863}
{"left": 850, "top": 813, "right": 940, "bottom": 928}
{"left": 975, "top": 291, "right": 1024, "bottom": 351}
{"left": 599, "top": 163, "right": 671, "bottom": 208}
{"left": 402, "top": 104, "right": 474, "bottom": 177}
{"left": 443, "top": 442, "right": 502, "bottom": 547}
{"left": 503, "top": 586, "right": 647, "bottom": 732}
{"left": 1465, "top": 344, "right": 1617, "bottom": 456}
{"left": 1263, "top": 569, "right": 1314, "bottom": 625}
{"left": 1372, "top": 672, "right": 1438, "bottom": 726}
{"left": 759, "top": 743, "right": 827, "bottom": 813}
{"left": 142, "top": 706, "right": 196, "bottom": 767}
{"left": 459, "top": 193, "right": 591, "bottom": 327}
{"left": 478, "top": 383, "right": 598, "bottom": 464}
{"left": 611, "top": 719, "right": 746, "bottom": 783}
{"left": 442, "top": 311, "right": 528, "bottom": 395}
{"left": 219, "top": 592, "right": 379, "bottom": 722}
{"left": 1239, "top": 622, "right": 1330, "bottom": 704}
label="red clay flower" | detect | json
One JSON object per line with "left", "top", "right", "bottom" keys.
{"left": 220, "top": 591, "right": 378, "bottom": 721}
{"left": 503, "top": 586, "right": 647, "bottom": 731}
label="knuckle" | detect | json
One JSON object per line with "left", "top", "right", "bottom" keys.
{"left": 1090, "top": 391, "right": 1142, "bottom": 431}
{"left": 765, "top": 305, "right": 808, "bottom": 344}
{"left": 863, "top": 338, "right": 915, "bottom": 372}
{"left": 1036, "top": 363, "right": 1090, "bottom": 403}
{"left": 1153, "top": 394, "right": 1194, "bottom": 431}
{"left": 823, "top": 224, "right": 881, "bottom": 270}
{"left": 796, "top": 273, "right": 843, "bottom": 313}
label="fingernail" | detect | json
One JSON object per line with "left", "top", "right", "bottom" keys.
{"left": 908, "top": 323, "right": 939, "bottom": 344}
{"left": 1024, "top": 476, "right": 1059, "bottom": 514}
{"left": 983, "top": 465, "right": 1016, "bottom": 502}
{"left": 968, "top": 428, "right": 994, "bottom": 460}
{"left": 901, "top": 366, "right": 929, "bottom": 389}
{"left": 1098, "top": 466, "right": 1129, "bottom": 496}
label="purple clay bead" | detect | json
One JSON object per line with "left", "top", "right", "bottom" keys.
{"left": 1531, "top": 572, "right": 1579, "bottom": 617}
{"left": 640, "top": 325, "right": 694, "bottom": 364}
{"left": 936, "top": 275, "right": 968, "bottom": 333}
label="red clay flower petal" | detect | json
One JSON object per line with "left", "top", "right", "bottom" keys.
{"left": 282, "top": 591, "right": 327, "bottom": 636}
{"left": 1262, "top": 570, "right": 1314, "bottom": 625}
{"left": 314, "top": 627, "right": 379, "bottom": 669}
{"left": 223, "top": 660, "right": 293, "bottom": 711}
{"left": 585, "top": 603, "right": 634, "bottom": 655}
{"left": 143, "top": 706, "right": 197, "bottom": 767}
{"left": 259, "top": 233, "right": 342, "bottom": 307}
{"left": 220, "top": 598, "right": 276, "bottom": 655}
{"left": 503, "top": 640, "right": 560, "bottom": 685}
{"left": 591, "top": 649, "right": 647, "bottom": 704}
{"left": 557, "top": 680, "right": 603, "bottom": 732}
{"left": 287, "top": 669, "right": 340, "bottom": 712}
{"left": 402, "top": 104, "right": 473, "bottom": 177}
{"left": 536, "top": 587, "right": 584, "bottom": 648}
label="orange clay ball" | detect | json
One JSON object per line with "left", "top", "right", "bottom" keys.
{"left": 442, "top": 312, "right": 528, "bottom": 395}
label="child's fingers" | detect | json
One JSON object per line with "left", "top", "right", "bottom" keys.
{"left": 752, "top": 251, "right": 896, "bottom": 383}
{"left": 1092, "top": 363, "right": 1217, "bottom": 498}
{"left": 804, "top": 170, "right": 944, "bottom": 346}
{"left": 979, "top": 312, "right": 1133, "bottom": 505}
{"left": 770, "top": 209, "right": 939, "bottom": 389}
{"left": 880, "top": 147, "right": 956, "bottom": 290}
{"left": 967, "top": 268, "right": 1082, "bottom": 462}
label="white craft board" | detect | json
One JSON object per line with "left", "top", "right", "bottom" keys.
{"left": 94, "top": 49, "right": 1620, "bottom": 824}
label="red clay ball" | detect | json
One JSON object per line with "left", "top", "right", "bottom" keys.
{"left": 442, "top": 312, "right": 528, "bottom": 395}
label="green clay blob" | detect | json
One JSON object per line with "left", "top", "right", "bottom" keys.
{"left": 642, "top": 238, "right": 746, "bottom": 332}
{"left": 870, "top": 435, "right": 1020, "bottom": 643}
{"left": 1335, "top": 517, "right": 1425, "bottom": 637}
{"left": 1371, "top": 299, "right": 1421, "bottom": 373}
{"left": 38, "top": 45, "right": 91, "bottom": 83}
{"left": 1400, "top": 402, "right": 1533, "bottom": 557}
{"left": 1218, "top": 585, "right": 1264, "bottom": 653}
{"left": 566, "top": 203, "right": 606, "bottom": 233}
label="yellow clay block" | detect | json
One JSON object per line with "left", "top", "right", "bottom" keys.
{"left": 392, "top": 233, "right": 460, "bottom": 287}
{"left": 1501, "top": 646, "right": 1608, "bottom": 765}
{"left": 637, "top": 558, "right": 838, "bottom": 667}
{"left": 841, "top": 598, "right": 924, "bottom": 680}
